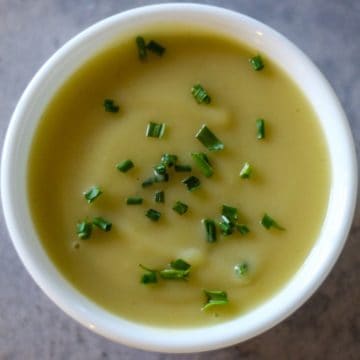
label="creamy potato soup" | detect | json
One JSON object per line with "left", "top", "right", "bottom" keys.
{"left": 28, "top": 28, "right": 330, "bottom": 327}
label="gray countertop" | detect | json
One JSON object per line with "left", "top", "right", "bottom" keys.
{"left": 0, "top": 1, "right": 359, "bottom": 359}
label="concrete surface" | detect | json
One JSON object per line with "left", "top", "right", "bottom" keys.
{"left": 0, "top": 0, "right": 359, "bottom": 359}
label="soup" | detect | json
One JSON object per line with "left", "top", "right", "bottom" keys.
{"left": 28, "top": 27, "right": 330, "bottom": 327}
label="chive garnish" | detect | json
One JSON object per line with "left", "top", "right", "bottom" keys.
{"left": 202, "top": 219, "right": 217, "bottom": 243}
{"left": 146, "top": 40, "right": 166, "bottom": 56}
{"left": 191, "top": 152, "right": 213, "bottom": 177}
{"left": 195, "top": 124, "right": 224, "bottom": 151}
{"left": 172, "top": 201, "right": 188, "bottom": 215}
{"left": 136, "top": 36, "right": 147, "bottom": 60}
{"left": 154, "top": 190, "right": 165, "bottom": 203}
{"left": 182, "top": 175, "right": 201, "bottom": 191}
{"left": 83, "top": 186, "right": 102, "bottom": 204}
{"left": 93, "top": 217, "right": 112, "bottom": 232}
{"left": 202, "top": 290, "right": 229, "bottom": 311}
{"left": 239, "top": 162, "right": 252, "bottom": 179}
{"left": 160, "top": 258, "right": 191, "bottom": 280}
{"left": 249, "top": 55, "right": 264, "bottom": 71}
{"left": 256, "top": 118, "right": 265, "bottom": 139}
{"left": 174, "top": 164, "right": 192, "bottom": 172}
{"left": 116, "top": 159, "right": 134, "bottom": 173}
{"left": 154, "top": 164, "right": 167, "bottom": 176}
{"left": 142, "top": 176, "right": 156, "bottom": 188}
{"left": 170, "top": 258, "right": 191, "bottom": 271}
{"left": 222, "top": 205, "right": 238, "bottom": 224}
{"left": 146, "top": 122, "right": 166, "bottom": 138}
{"left": 236, "top": 224, "right": 250, "bottom": 235}
{"left": 161, "top": 154, "right": 178, "bottom": 167}
{"left": 146, "top": 208, "right": 161, "bottom": 221}
{"left": 76, "top": 220, "right": 92, "bottom": 239}
{"left": 103, "top": 99, "right": 119, "bottom": 113}
{"left": 126, "top": 196, "right": 143, "bottom": 205}
{"left": 261, "top": 213, "right": 285, "bottom": 230}
{"left": 234, "top": 262, "right": 249, "bottom": 277}
{"left": 219, "top": 220, "right": 233, "bottom": 236}
{"left": 191, "top": 84, "right": 211, "bottom": 104}
{"left": 139, "top": 264, "right": 158, "bottom": 284}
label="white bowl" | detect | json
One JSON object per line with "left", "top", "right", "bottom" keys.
{"left": 1, "top": 3, "right": 357, "bottom": 353}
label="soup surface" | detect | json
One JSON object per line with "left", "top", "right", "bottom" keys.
{"left": 28, "top": 28, "right": 330, "bottom": 327}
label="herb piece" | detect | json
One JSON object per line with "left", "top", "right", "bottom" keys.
{"left": 256, "top": 118, "right": 265, "bottom": 139}
{"left": 170, "top": 258, "right": 191, "bottom": 271}
{"left": 83, "top": 186, "right": 102, "bottom": 204}
{"left": 261, "top": 213, "right": 285, "bottom": 230}
{"left": 146, "top": 122, "right": 166, "bottom": 138}
{"left": 116, "top": 159, "right": 134, "bottom": 173}
{"left": 142, "top": 176, "right": 156, "bottom": 188}
{"left": 172, "top": 201, "right": 188, "bottom": 215}
{"left": 202, "top": 290, "right": 229, "bottom": 311}
{"left": 222, "top": 205, "right": 238, "bottom": 224}
{"left": 76, "top": 220, "right": 92, "bottom": 239}
{"left": 182, "top": 175, "right": 201, "bottom": 192}
{"left": 219, "top": 219, "right": 234, "bottom": 236}
{"left": 174, "top": 164, "right": 192, "bottom": 172}
{"left": 93, "top": 217, "right": 112, "bottom": 232}
{"left": 234, "top": 262, "right": 249, "bottom": 277}
{"left": 195, "top": 124, "right": 224, "bottom": 151}
{"left": 146, "top": 40, "right": 166, "bottom": 56}
{"left": 126, "top": 196, "right": 143, "bottom": 205}
{"left": 103, "top": 99, "right": 119, "bottom": 113}
{"left": 239, "top": 162, "right": 252, "bottom": 179}
{"left": 154, "top": 190, "right": 165, "bottom": 203}
{"left": 153, "top": 165, "right": 169, "bottom": 182}
{"left": 139, "top": 264, "right": 158, "bottom": 284}
{"left": 159, "top": 268, "right": 190, "bottom": 280}
{"left": 191, "top": 84, "right": 211, "bottom": 104}
{"left": 236, "top": 224, "right": 250, "bottom": 235}
{"left": 191, "top": 152, "right": 214, "bottom": 177}
{"left": 160, "top": 154, "right": 178, "bottom": 167}
{"left": 136, "top": 36, "right": 147, "bottom": 60}
{"left": 145, "top": 208, "right": 161, "bottom": 221}
{"left": 202, "top": 219, "right": 217, "bottom": 243}
{"left": 249, "top": 55, "right": 264, "bottom": 71}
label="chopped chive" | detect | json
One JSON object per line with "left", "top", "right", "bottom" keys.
{"left": 240, "top": 162, "right": 252, "bottom": 179}
{"left": 219, "top": 220, "right": 234, "bottom": 236}
{"left": 236, "top": 224, "right": 250, "bottom": 235}
{"left": 172, "top": 201, "right": 188, "bottom": 215}
{"left": 154, "top": 164, "right": 167, "bottom": 176}
{"left": 261, "top": 213, "right": 285, "bottom": 230}
{"left": 159, "top": 268, "right": 190, "bottom": 280}
{"left": 103, "top": 99, "right": 119, "bottom": 113}
{"left": 76, "top": 220, "right": 92, "bottom": 239}
{"left": 191, "top": 84, "right": 211, "bottom": 104}
{"left": 234, "top": 262, "right": 249, "bottom": 277}
{"left": 249, "top": 55, "right": 264, "bottom": 71}
{"left": 116, "top": 159, "right": 134, "bottom": 173}
{"left": 202, "top": 219, "right": 217, "bottom": 243}
{"left": 154, "top": 190, "right": 165, "bottom": 203}
{"left": 146, "top": 40, "right": 166, "bottom": 56}
{"left": 195, "top": 124, "right": 224, "bottom": 151}
{"left": 170, "top": 259, "right": 191, "bottom": 271}
{"left": 146, "top": 122, "right": 166, "bottom": 138}
{"left": 93, "top": 217, "right": 112, "bottom": 232}
{"left": 136, "top": 36, "right": 147, "bottom": 60}
{"left": 142, "top": 176, "right": 156, "bottom": 188}
{"left": 160, "top": 154, "right": 178, "bottom": 167}
{"left": 256, "top": 118, "right": 265, "bottom": 139}
{"left": 191, "top": 152, "right": 213, "bottom": 177}
{"left": 202, "top": 290, "right": 229, "bottom": 311}
{"left": 139, "top": 264, "right": 158, "bottom": 284}
{"left": 83, "top": 186, "right": 102, "bottom": 204}
{"left": 126, "top": 196, "right": 143, "bottom": 205}
{"left": 222, "top": 205, "right": 238, "bottom": 224}
{"left": 174, "top": 164, "right": 192, "bottom": 172}
{"left": 154, "top": 172, "right": 169, "bottom": 182}
{"left": 146, "top": 208, "right": 161, "bottom": 221}
{"left": 182, "top": 175, "right": 201, "bottom": 192}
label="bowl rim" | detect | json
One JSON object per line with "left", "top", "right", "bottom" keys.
{"left": 1, "top": 2, "right": 358, "bottom": 353}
